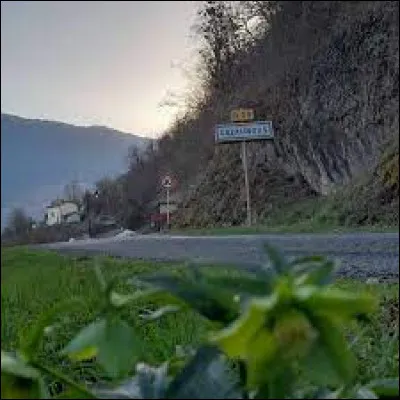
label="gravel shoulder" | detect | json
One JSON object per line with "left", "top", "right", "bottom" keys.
{"left": 36, "top": 232, "right": 399, "bottom": 281}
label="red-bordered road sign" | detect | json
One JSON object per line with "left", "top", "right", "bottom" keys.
{"left": 161, "top": 175, "right": 172, "bottom": 189}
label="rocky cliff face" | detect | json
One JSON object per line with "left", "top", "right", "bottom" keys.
{"left": 274, "top": 0, "right": 399, "bottom": 194}
{"left": 174, "top": 1, "right": 399, "bottom": 227}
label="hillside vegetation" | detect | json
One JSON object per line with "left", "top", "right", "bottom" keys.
{"left": 169, "top": 0, "right": 399, "bottom": 229}
{"left": 94, "top": 0, "right": 397, "bottom": 231}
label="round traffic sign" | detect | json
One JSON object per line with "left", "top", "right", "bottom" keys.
{"left": 161, "top": 176, "right": 172, "bottom": 188}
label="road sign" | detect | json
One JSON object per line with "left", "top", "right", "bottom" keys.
{"left": 230, "top": 108, "right": 254, "bottom": 122}
{"left": 215, "top": 121, "right": 274, "bottom": 143}
{"left": 214, "top": 119, "right": 274, "bottom": 227}
{"left": 161, "top": 176, "right": 172, "bottom": 189}
{"left": 161, "top": 175, "right": 173, "bottom": 229}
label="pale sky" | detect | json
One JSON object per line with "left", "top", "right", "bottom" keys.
{"left": 1, "top": 1, "right": 201, "bottom": 137}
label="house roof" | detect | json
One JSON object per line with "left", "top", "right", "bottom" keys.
{"left": 46, "top": 200, "right": 78, "bottom": 209}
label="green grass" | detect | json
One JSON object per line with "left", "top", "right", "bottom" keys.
{"left": 174, "top": 168, "right": 399, "bottom": 235}
{"left": 173, "top": 194, "right": 399, "bottom": 235}
{"left": 333, "top": 279, "right": 399, "bottom": 382}
{"left": 1, "top": 248, "right": 212, "bottom": 388}
{"left": 1, "top": 247, "right": 398, "bottom": 393}
{"left": 171, "top": 224, "right": 399, "bottom": 236}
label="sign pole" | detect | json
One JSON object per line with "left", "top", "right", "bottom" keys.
{"left": 161, "top": 175, "right": 173, "bottom": 230}
{"left": 241, "top": 141, "right": 251, "bottom": 226}
{"left": 215, "top": 108, "right": 273, "bottom": 228}
{"left": 166, "top": 186, "right": 170, "bottom": 228}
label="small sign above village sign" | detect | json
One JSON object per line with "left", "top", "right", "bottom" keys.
{"left": 230, "top": 108, "right": 255, "bottom": 122}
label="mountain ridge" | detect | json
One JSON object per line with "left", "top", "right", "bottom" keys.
{"left": 1, "top": 113, "right": 149, "bottom": 138}
{"left": 1, "top": 113, "right": 151, "bottom": 227}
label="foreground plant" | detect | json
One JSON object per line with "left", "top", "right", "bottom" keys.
{"left": 1, "top": 246, "right": 399, "bottom": 399}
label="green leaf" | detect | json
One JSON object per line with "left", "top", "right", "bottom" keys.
{"left": 62, "top": 319, "right": 106, "bottom": 361}
{"left": 97, "top": 318, "right": 142, "bottom": 379}
{"left": 1, "top": 351, "right": 44, "bottom": 399}
{"left": 293, "top": 260, "right": 336, "bottom": 287}
{"left": 210, "top": 294, "right": 278, "bottom": 359}
{"left": 366, "top": 378, "right": 399, "bottom": 398}
{"left": 39, "top": 378, "right": 51, "bottom": 399}
{"left": 62, "top": 317, "right": 142, "bottom": 379}
{"left": 300, "top": 339, "right": 342, "bottom": 386}
{"left": 138, "top": 273, "right": 239, "bottom": 324}
{"left": 255, "top": 367, "right": 295, "bottom": 399}
{"left": 272, "top": 310, "right": 317, "bottom": 360}
{"left": 294, "top": 285, "right": 318, "bottom": 302}
{"left": 245, "top": 330, "right": 279, "bottom": 390}
{"left": 263, "top": 243, "right": 288, "bottom": 275}
{"left": 207, "top": 275, "right": 272, "bottom": 297}
{"left": 19, "top": 298, "right": 85, "bottom": 362}
{"left": 307, "top": 313, "right": 355, "bottom": 383}
{"left": 303, "top": 288, "right": 377, "bottom": 319}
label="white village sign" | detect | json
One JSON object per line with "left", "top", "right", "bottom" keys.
{"left": 215, "top": 121, "right": 274, "bottom": 143}
{"left": 215, "top": 110, "right": 274, "bottom": 226}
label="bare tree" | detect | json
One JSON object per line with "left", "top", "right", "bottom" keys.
{"left": 63, "top": 180, "right": 84, "bottom": 205}
{"left": 193, "top": 1, "right": 244, "bottom": 95}
{"left": 4, "top": 208, "right": 33, "bottom": 238}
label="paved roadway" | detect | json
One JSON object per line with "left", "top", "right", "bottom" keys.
{"left": 37, "top": 232, "right": 399, "bottom": 281}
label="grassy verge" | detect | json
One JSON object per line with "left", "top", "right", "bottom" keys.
{"left": 173, "top": 193, "right": 399, "bottom": 235}
{"left": 1, "top": 247, "right": 398, "bottom": 391}
{"left": 171, "top": 224, "right": 399, "bottom": 236}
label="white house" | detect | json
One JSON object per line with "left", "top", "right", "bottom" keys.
{"left": 45, "top": 201, "right": 80, "bottom": 226}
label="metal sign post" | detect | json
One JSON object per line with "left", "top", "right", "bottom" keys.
{"left": 214, "top": 109, "right": 274, "bottom": 227}
{"left": 161, "top": 176, "right": 172, "bottom": 229}
{"left": 166, "top": 186, "right": 170, "bottom": 227}
{"left": 241, "top": 141, "right": 251, "bottom": 226}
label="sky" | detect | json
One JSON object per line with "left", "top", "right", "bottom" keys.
{"left": 1, "top": 1, "right": 201, "bottom": 138}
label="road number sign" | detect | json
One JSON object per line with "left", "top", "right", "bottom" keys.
{"left": 230, "top": 108, "right": 254, "bottom": 122}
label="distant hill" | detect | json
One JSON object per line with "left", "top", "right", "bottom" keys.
{"left": 1, "top": 114, "right": 150, "bottom": 227}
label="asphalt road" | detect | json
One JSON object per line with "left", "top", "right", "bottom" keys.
{"left": 38, "top": 232, "right": 399, "bottom": 281}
